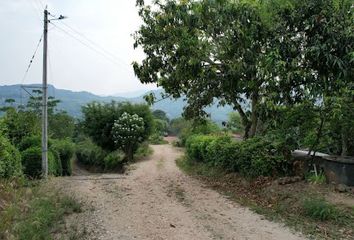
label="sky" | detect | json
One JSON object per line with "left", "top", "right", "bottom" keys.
{"left": 0, "top": 0, "right": 157, "bottom": 96}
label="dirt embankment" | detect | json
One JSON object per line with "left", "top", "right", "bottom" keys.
{"left": 55, "top": 144, "right": 305, "bottom": 240}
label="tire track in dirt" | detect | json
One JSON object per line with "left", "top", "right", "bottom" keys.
{"left": 56, "top": 143, "right": 305, "bottom": 240}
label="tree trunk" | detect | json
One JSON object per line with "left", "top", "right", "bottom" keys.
{"left": 233, "top": 101, "right": 250, "bottom": 139}
{"left": 249, "top": 94, "right": 259, "bottom": 138}
{"left": 126, "top": 145, "right": 134, "bottom": 162}
{"left": 308, "top": 111, "right": 325, "bottom": 156}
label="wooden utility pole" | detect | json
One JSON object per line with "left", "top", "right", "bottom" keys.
{"left": 42, "top": 8, "right": 49, "bottom": 178}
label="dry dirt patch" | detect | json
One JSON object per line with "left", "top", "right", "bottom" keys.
{"left": 56, "top": 144, "right": 304, "bottom": 240}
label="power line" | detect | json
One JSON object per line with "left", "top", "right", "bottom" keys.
{"left": 35, "top": 0, "right": 45, "bottom": 10}
{"left": 32, "top": 0, "right": 43, "bottom": 15}
{"left": 21, "top": 34, "right": 44, "bottom": 84}
{"left": 59, "top": 21, "right": 131, "bottom": 69}
{"left": 50, "top": 22, "right": 132, "bottom": 73}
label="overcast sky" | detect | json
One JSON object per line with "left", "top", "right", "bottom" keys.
{"left": 0, "top": 0, "right": 156, "bottom": 96}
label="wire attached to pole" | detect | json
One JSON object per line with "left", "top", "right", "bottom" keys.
{"left": 21, "top": 34, "right": 44, "bottom": 85}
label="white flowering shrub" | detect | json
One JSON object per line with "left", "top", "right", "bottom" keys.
{"left": 112, "top": 112, "right": 145, "bottom": 161}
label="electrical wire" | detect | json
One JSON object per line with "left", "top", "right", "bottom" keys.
{"left": 32, "top": 0, "right": 43, "bottom": 14}
{"left": 35, "top": 0, "right": 45, "bottom": 10}
{"left": 50, "top": 22, "right": 132, "bottom": 73}
{"left": 21, "top": 34, "right": 43, "bottom": 84}
{"left": 59, "top": 21, "right": 131, "bottom": 69}
{"left": 28, "top": 0, "right": 42, "bottom": 23}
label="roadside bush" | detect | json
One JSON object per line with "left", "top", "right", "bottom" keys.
{"left": 303, "top": 198, "right": 339, "bottom": 221}
{"left": 52, "top": 139, "right": 75, "bottom": 176}
{"left": 103, "top": 150, "right": 125, "bottom": 170}
{"left": 236, "top": 137, "right": 291, "bottom": 178}
{"left": 49, "top": 150, "right": 62, "bottom": 176}
{"left": 18, "top": 135, "right": 41, "bottom": 151}
{"left": 0, "top": 136, "right": 23, "bottom": 178}
{"left": 185, "top": 135, "right": 217, "bottom": 162}
{"left": 185, "top": 134, "right": 291, "bottom": 178}
{"left": 2, "top": 109, "right": 41, "bottom": 146}
{"left": 134, "top": 142, "right": 153, "bottom": 160}
{"left": 21, "top": 147, "right": 61, "bottom": 178}
{"left": 205, "top": 136, "right": 240, "bottom": 171}
{"left": 180, "top": 120, "right": 219, "bottom": 146}
{"left": 76, "top": 137, "right": 107, "bottom": 168}
{"left": 149, "top": 133, "right": 168, "bottom": 145}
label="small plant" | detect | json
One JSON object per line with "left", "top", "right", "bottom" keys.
{"left": 103, "top": 150, "right": 125, "bottom": 170}
{"left": 302, "top": 198, "right": 339, "bottom": 221}
{"left": 134, "top": 142, "right": 153, "bottom": 160}
{"left": 60, "top": 196, "right": 82, "bottom": 214}
{"left": 306, "top": 172, "right": 326, "bottom": 184}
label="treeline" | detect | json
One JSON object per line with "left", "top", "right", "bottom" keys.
{"left": 0, "top": 89, "right": 169, "bottom": 179}
{"left": 0, "top": 91, "right": 75, "bottom": 179}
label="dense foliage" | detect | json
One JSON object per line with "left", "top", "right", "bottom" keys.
{"left": 52, "top": 139, "right": 75, "bottom": 176}
{"left": 134, "top": 0, "right": 353, "bottom": 151}
{"left": 0, "top": 94, "right": 76, "bottom": 179}
{"left": 186, "top": 134, "right": 292, "bottom": 178}
{"left": 81, "top": 102, "right": 153, "bottom": 152}
{"left": 0, "top": 136, "right": 22, "bottom": 178}
{"left": 21, "top": 147, "right": 60, "bottom": 178}
{"left": 112, "top": 112, "right": 146, "bottom": 161}
{"left": 76, "top": 137, "right": 107, "bottom": 169}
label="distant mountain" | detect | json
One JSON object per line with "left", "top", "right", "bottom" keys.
{"left": 112, "top": 89, "right": 154, "bottom": 98}
{"left": 0, "top": 84, "right": 236, "bottom": 123}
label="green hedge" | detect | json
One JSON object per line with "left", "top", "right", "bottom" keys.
{"left": 185, "top": 134, "right": 291, "bottom": 178}
{"left": 52, "top": 139, "right": 75, "bottom": 176}
{"left": 0, "top": 136, "right": 23, "bottom": 178}
{"left": 21, "top": 147, "right": 61, "bottom": 178}
{"left": 18, "top": 135, "right": 63, "bottom": 178}
{"left": 76, "top": 137, "right": 107, "bottom": 168}
{"left": 18, "top": 135, "right": 41, "bottom": 151}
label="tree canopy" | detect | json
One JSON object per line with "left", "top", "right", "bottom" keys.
{"left": 134, "top": 0, "right": 353, "bottom": 139}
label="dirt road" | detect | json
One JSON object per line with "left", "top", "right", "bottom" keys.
{"left": 57, "top": 144, "right": 305, "bottom": 240}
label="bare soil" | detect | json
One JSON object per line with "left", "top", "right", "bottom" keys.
{"left": 55, "top": 143, "right": 305, "bottom": 240}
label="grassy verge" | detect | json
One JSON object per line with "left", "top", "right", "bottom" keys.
{"left": 177, "top": 157, "right": 354, "bottom": 240}
{"left": 0, "top": 179, "right": 82, "bottom": 240}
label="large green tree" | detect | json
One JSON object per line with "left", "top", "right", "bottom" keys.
{"left": 134, "top": 0, "right": 353, "bottom": 140}
{"left": 134, "top": 0, "right": 290, "bottom": 138}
